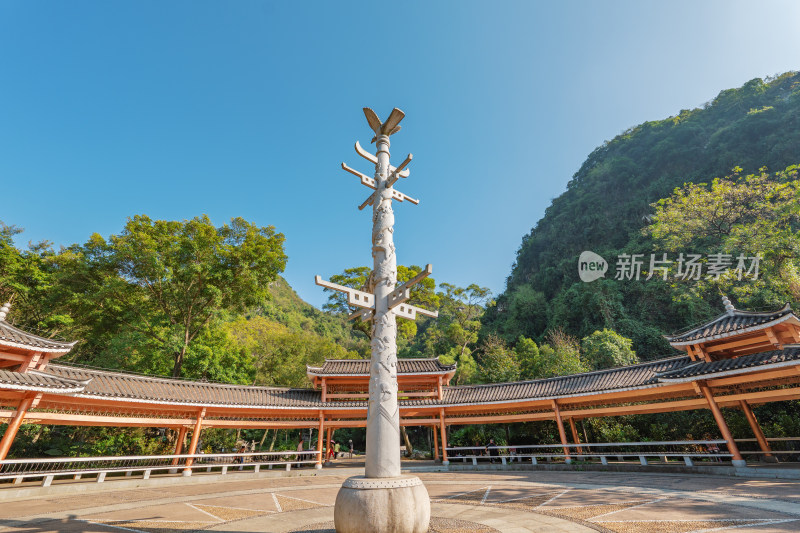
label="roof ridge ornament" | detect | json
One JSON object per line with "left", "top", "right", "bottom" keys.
{"left": 0, "top": 302, "right": 10, "bottom": 321}
{"left": 722, "top": 295, "right": 736, "bottom": 315}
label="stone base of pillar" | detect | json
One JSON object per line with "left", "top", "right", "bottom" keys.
{"left": 334, "top": 475, "right": 430, "bottom": 533}
{"left": 182, "top": 469, "right": 192, "bottom": 477}
{"left": 762, "top": 456, "right": 780, "bottom": 464}
{"left": 315, "top": 463, "right": 323, "bottom": 469}
{"left": 732, "top": 459, "right": 747, "bottom": 468}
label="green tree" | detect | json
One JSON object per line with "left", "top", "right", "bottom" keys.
{"left": 516, "top": 334, "right": 585, "bottom": 380}
{"left": 477, "top": 335, "right": 519, "bottom": 383}
{"left": 322, "top": 265, "right": 438, "bottom": 348}
{"left": 226, "top": 315, "right": 357, "bottom": 387}
{"left": 0, "top": 222, "right": 73, "bottom": 335}
{"left": 409, "top": 283, "right": 492, "bottom": 384}
{"left": 57, "top": 215, "right": 287, "bottom": 377}
{"left": 647, "top": 165, "right": 800, "bottom": 308}
{"left": 580, "top": 329, "right": 638, "bottom": 371}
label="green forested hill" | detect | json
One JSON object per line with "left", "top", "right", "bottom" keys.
{"left": 483, "top": 72, "right": 800, "bottom": 356}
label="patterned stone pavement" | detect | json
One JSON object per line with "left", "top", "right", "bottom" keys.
{"left": 0, "top": 470, "right": 798, "bottom": 532}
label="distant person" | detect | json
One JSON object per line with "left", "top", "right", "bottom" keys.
{"left": 334, "top": 440, "right": 341, "bottom": 459}
{"left": 234, "top": 445, "right": 246, "bottom": 464}
{"left": 704, "top": 432, "right": 721, "bottom": 461}
{"left": 349, "top": 439, "right": 354, "bottom": 458}
{"left": 686, "top": 433, "right": 701, "bottom": 454}
{"left": 488, "top": 438, "right": 499, "bottom": 463}
{"left": 296, "top": 437, "right": 305, "bottom": 467}
{"left": 327, "top": 440, "right": 336, "bottom": 462}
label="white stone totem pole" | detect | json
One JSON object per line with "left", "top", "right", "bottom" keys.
{"left": 316, "top": 108, "right": 435, "bottom": 533}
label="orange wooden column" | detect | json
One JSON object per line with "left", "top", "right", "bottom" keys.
{"left": 437, "top": 376, "right": 443, "bottom": 400}
{"left": 171, "top": 426, "right": 188, "bottom": 465}
{"left": 321, "top": 378, "right": 327, "bottom": 402}
{"left": 316, "top": 414, "right": 324, "bottom": 468}
{"left": 439, "top": 408, "right": 449, "bottom": 465}
{"left": 698, "top": 383, "right": 744, "bottom": 465}
{"left": 0, "top": 396, "right": 34, "bottom": 461}
{"left": 551, "top": 400, "right": 571, "bottom": 462}
{"left": 183, "top": 408, "right": 206, "bottom": 475}
{"left": 739, "top": 400, "right": 775, "bottom": 462}
{"left": 568, "top": 417, "right": 583, "bottom": 455}
{"left": 432, "top": 425, "right": 439, "bottom": 461}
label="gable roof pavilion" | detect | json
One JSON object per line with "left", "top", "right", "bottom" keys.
{"left": 307, "top": 358, "right": 456, "bottom": 401}
{"left": 0, "top": 302, "right": 77, "bottom": 373}
{"left": 665, "top": 297, "right": 800, "bottom": 362}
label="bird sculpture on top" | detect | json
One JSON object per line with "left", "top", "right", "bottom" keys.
{"left": 363, "top": 107, "right": 405, "bottom": 143}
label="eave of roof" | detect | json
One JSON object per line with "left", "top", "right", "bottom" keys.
{"left": 45, "top": 364, "right": 330, "bottom": 409}
{"left": 306, "top": 357, "right": 457, "bottom": 377}
{"left": 0, "top": 369, "right": 87, "bottom": 394}
{"left": 665, "top": 304, "right": 795, "bottom": 346}
{"left": 434, "top": 356, "right": 692, "bottom": 407}
{"left": 656, "top": 345, "right": 800, "bottom": 382}
{"left": 0, "top": 320, "right": 77, "bottom": 353}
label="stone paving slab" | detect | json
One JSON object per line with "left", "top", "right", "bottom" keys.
{"left": 0, "top": 470, "right": 799, "bottom": 533}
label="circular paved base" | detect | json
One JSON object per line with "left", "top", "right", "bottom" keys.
{"left": 2, "top": 469, "right": 798, "bottom": 533}
{"left": 292, "top": 517, "right": 500, "bottom": 533}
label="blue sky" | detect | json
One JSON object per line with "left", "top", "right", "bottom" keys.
{"left": 1, "top": 1, "right": 799, "bottom": 308}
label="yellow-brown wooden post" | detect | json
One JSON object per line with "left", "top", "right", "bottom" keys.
{"left": 432, "top": 424, "right": 439, "bottom": 461}
{"left": 0, "top": 396, "right": 34, "bottom": 461}
{"left": 439, "top": 408, "right": 449, "bottom": 465}
{"left": 551, "top": 400, "right": 571, "bottom": 462}
{"left": 183, "top": 408, "right": 206, "bottom": 475}
{"left": 437, "top": 376, "right": 443, "bottom": 400}
{"left": 569, "top": 417, "right": 583, "bottom": 455}
{"left": 739, "top": 400, "right": 775, "bottom": 462}
{"left": 316, "top": 414, "right": 324, "bottom": 468}
{"left": 171, "top": 426, "right": 188, "bottom": 465}
{"left": 698, "top": 383, "right": 744, "bottom": 465}
{"left": 686, "top": 345, "right": 697, "bottom": 361}
{"left": 325, "top": 427, "right": 332, "bottom": 462}
{"left": 321, "top": 378, "right": 327, "bottom": 402}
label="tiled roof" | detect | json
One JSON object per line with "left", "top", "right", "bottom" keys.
{"left": 0, "top": 369, "right": 87, "bottom": 393}
{"left": 46, "top": 365, "right": 327, "bottom": 408}
{"left": 656, "top": 346, "right": 800, "bottom": 381}
{"left": 307, "top": 358, "right": 456, "bottom": 376}
{"left": 0, "top": 320, "right": 77, "bottom": 353}
{"left": 435, "top": 356, "right": 693, "bottom": 405}
{"left": 4, "top": 348, "right": 795, "bottom": 410}
{"left": 665, "top": 304, "right": 795, "bottom": 345}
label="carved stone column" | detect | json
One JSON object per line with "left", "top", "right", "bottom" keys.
{"left": 366, "top": 133, "right": 401, "bottom": 478}
{"left": 322, "top": 108, "right": 433, "bottom": 533}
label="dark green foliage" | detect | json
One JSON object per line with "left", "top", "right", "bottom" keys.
{"left": 581, "top": 329, "right": 638, "bottom": 371}
{"left": 486, "top": 72, "right": 800, "bottom": 356}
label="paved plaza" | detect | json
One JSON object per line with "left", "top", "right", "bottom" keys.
{"left": 1, "top": 467, "right": 799, "bottom": 533}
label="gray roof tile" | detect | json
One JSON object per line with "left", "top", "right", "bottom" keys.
{"left": 665, "top": 304, "right": 794, "bottom": 344}
{"left": 0, "top": 369, "right": 86, "bottom": 393}
{"left": 308, "top": 358, "right": 456, "bottom": 376}
{"left": 656, "top": 346, "right": 800, "bottom": 381}
{"left": 0, "top": 320, "right": 77, "bottom": 352}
